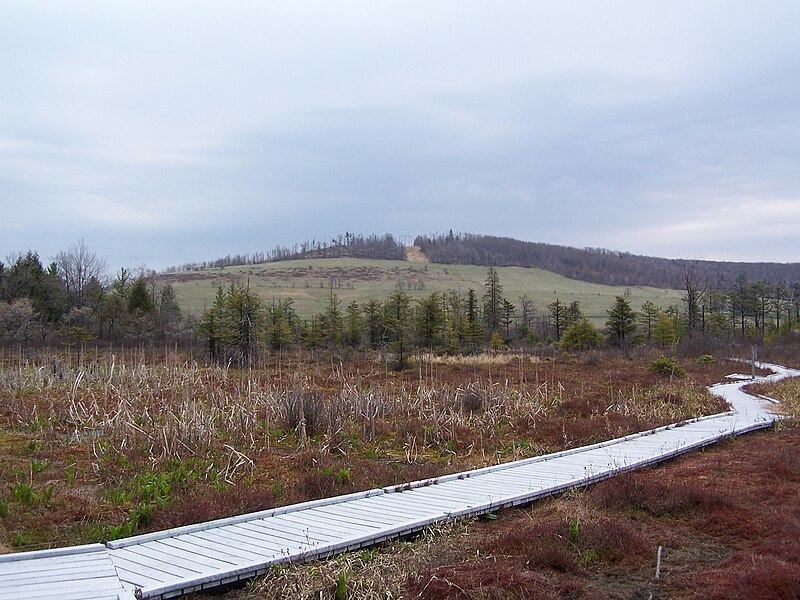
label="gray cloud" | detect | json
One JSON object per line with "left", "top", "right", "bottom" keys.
{"left": 2, "top": 1, "right": 799, "bottom": 270}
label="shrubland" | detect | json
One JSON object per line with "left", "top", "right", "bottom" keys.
{"left": 0, "top": 345, "right": 735, "bottom": 552}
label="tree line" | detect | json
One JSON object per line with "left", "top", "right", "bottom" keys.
{"left": 194, "top": 264, "right": 800, "bottom": 369}
{"left": 414, "top": 232, "right": 800, "bottom": 289}
{"left": 3, "top": 239, "right": 798, "bottom": 362}
{"left": 0, "top": 241, "right": 182, "bottom": 347}
{"left": 163, "top": 233, "right": 405, "bottom": 273}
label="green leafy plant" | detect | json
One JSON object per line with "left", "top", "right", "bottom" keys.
{"left": 334, "top": 571, "right": 350, "bottom": 600}
{"left": 323, "top": 466, "right": 351, "bottom": 486}
{"left": 10, "top": 483, "right": 37, "bottom": 506}
{"left": 104, "top": 489, "right": 129, "bottom": 505}
{"left": 569, "top": 518, "right": 580, "bottom": 544}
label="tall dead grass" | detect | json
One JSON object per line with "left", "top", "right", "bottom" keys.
{"left": 0, "top": 348, "right": 728, "bottom": 489}
{"left": 754, "top": 376, "right": 800, "bottom": 421}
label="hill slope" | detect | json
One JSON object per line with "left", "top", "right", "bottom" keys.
{"left": 164, "top": 257, "right": 682, "bottom": 322}
{"left": 415, "top": 233, "right": 800, "bottom": 288}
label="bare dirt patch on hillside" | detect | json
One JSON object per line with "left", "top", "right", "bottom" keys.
{"left": 405, "top": 246, "right": 430, "bottom": 263}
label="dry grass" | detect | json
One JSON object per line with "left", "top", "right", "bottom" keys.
{"left": 0, "top": 347, "right": 733, "bottom": 551}
{"left": 419, "top": 352, "right": 543, "bottom": 368}
{"left": 750, "top": 376, "right": 800, "bottom": 421}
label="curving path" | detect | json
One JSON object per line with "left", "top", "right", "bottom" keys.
{"left": 1, "top": 361, "right": 797, "bottom": 600}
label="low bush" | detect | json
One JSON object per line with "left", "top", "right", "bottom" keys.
{"left": 590, "top": 472, "right": 729, "bottom": 517}
{"left": 648, "top": 357, "right": 686, "bottom": 377}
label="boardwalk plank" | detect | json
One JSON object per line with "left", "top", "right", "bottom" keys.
{"left": 181, "top": 532, "right": 270, "bottom": 561}
{"left": 113, "top": 548, "right": 194, "bottom": 580}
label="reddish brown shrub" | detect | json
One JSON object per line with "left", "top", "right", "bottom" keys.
{"left": 590, "top": 472, "right": 731, "bottom": 518}
{"left": 144, "top": 484, "right": 278, "bottom": 531}
{"left": 405, "top": 559, "right": 609, "bottom": 600}
{"left": 576, "top": 516, "right": 648, "bottom": 563}
{"left": 698, "top": 505, "right": 762, "bottom": 540}
{"left": 405, "top": 559, "right": 553, "bottom": 600}
{"left": 525, "top": 544, "right": 578, "bottom": 573}
{"left": 688, "top": 552, "right": 800, "bottom": 600}
{"left": 557, "top": 397, "right": 605, "bottom": 418}
{"left": 489, "top": 520, "right": 577, "bottom": 572}
{"left": 762, "top": 449, "right": 800, "bottom": 482}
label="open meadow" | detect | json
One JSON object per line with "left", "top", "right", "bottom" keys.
{"left": 160, "top": 258, "right": 683, "bottom": 323}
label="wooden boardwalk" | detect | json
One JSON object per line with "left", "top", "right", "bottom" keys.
{"left": 1, "top": 362, "right": 796, "bottom": 599}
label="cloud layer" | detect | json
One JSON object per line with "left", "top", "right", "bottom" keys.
{"left": 2, "top": 1, "right": 799, "bottom": 270}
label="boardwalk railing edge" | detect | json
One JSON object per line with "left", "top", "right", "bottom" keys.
{"left": 0, "top": 542, "right": 107, "bottom": 563}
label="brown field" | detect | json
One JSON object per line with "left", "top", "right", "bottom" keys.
{"left": 0, "top": 347, "right": 796, "bottom": 599}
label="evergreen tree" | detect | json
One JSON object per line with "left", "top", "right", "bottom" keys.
{"left": 517, "top": 294, "right": 535, "bottom": 337}
{"left": 1, "top": 252, "right": 67, "bottom": 328}
{"left": 158, "top": 283, "right": 182, "bottom": 333}
{"left": 652, "top": 312, "right": 678, "bottom": 349}
{"left": 266, "top": 299, "right": 295, "bottom": 349}
{"left": 362, "top": 299, "right": 384, "bottom": 349}
{"left": 196, "top": 287, "right": 226, "bottom": 362}
{"left": 127, "top": 277, "right": 154, "bottom": 314}
{"left": 463, "top": 288, "right": 483, "bottom": 352}
{"left": 606, "top": 295, "right": 637, "bottom": 353}
{"left": 560, "top": 317, "right": 602, "bottom": 350}
{"left": 500, "top": 298, "right": 516, "bottom": 338}
{"left": 444, "top": 289, "right": 466, "bottom": 353}
{"left": 302, "top": 314, "right": 325, "bottom": 348}
{"left": 322, "top": 290, "right": 343, "bottom": 347}
{"left": 416, "top": 292, "right": 445, "bottom": 349}
{"left": 221, "top": 282, "right": 265, "bottom": 367}
{"left": 344, "top": 300, "right": 363, "bottom": 348}
{"left": 565, "top": 300, "right": 582, "bottom": 329}
{"left": 482, "top": 267, "right": 503, "bottom": 332}
{"left": 548, "top": 299, "right": 567, "bottom": 341}
{"left": 638, "top": 301, "right": 659, "bottom": 343}
{"left": 112, "top": 268, "right": 130, "bottom": 299}
{"left": 385, "top": 289, "right": 413, "bottom": 369}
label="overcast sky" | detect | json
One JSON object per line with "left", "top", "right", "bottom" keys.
{"left": 2, "top": 1, "right": 800, "bottom": 272}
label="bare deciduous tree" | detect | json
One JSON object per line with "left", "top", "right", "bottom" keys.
{"left": 55, "top": 239, "right": 108, "bottom": 306}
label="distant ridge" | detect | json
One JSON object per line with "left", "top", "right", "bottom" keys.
{"left": 166, "top": 232, "right": 800, "bottom": 290}
{"left": 414, "top": 233, "right": 800, "bottom": 289}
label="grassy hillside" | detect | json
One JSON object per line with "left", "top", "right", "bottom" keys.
{"left": 162, "top": 258, "right": 683, "bottom": 324}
